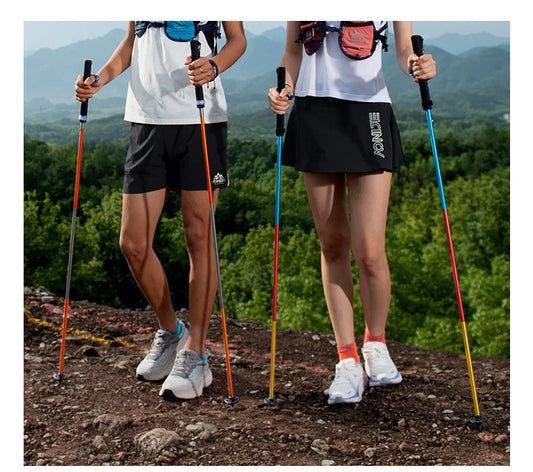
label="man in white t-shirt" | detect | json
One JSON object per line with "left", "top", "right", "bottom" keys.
{"left": 75, "top": 21, "right": 246, "bottom": 400}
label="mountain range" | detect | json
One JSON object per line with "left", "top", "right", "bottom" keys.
{"left": 24, "top": 25, "right": 510, "bottom": 141}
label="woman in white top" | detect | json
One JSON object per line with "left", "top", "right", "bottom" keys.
{"left": 75, "top": 21, "right": 246, "bottom": 401}
{"left": 268, "top": 21, "right": 436, "bottom": 405}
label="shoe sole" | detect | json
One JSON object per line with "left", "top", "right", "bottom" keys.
{"left": 136, "top": 374, "right": 165, "bottom": 382}
{"left": 368, "top": 371, "right": 403, "bottom": 387}
{"left": 328, "top": 376, "right": 368, "bottom": 405}
{"left": 160, "top": 370, "right": 213, "bottom": 401}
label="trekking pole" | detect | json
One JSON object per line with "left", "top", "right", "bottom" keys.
{"left": 264, "top": 67, "right": 286, "bottom": 407}
{"left": 190, "top": 40, "right": 239, "bottom": 405}
{"left": 54, "top": 59, "right": 92, "bottom": 381}
{"left": 411, "top": 35, "right": 487, "bottom": 426}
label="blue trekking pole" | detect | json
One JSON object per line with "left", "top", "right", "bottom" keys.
{"left": 54, "top": 59, "right": 92, "bottom": 381}
{"left": 411, "top": 35, "right": 487, "bottom": 426}
{"left": 264, "top": 67, "right": 286, "bottom": 407}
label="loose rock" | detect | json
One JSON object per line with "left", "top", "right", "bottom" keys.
{"left": 134, "top": 428, "right": 183, "bottom": 457}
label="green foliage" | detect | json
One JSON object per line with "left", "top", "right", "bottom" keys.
{"left": 23, "top": 123, "right": 510, "bottom": 358}
{"left": 386, "top": 167, "right": 509, "bottom": 355}
{"left": 467, "top": 255, "right": 510, "bottom": 358}
{"left": 75, "top": 190, "right": 134, "bottom": 307}
{"left": 221, "top": 225, "right": 328, "bottom": 333}
{"left": 24, "top": 191, "right": 70, "bottom": 290}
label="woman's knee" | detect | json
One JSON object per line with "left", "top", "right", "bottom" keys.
{"left": 319, "top": 228, "right": 351, "bottom": 261}
{"left": 354, "top": 248, "right": 388, "bottom": 277}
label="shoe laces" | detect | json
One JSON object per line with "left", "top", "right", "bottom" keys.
{"left": 366, "top": 343, "right": 386, "bottom": 358}
{"left": 364, "top": 342, "right": 392, "bottom": 369}
{"left": 170, "top": 350, "right": 201, "bottom": 378}
{"left": 146, "top": 330, "right": 168, "bottom": 360}
{"left": 334, "top": 358, "right": 359, "bottom": 381}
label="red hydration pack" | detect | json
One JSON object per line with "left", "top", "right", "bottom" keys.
{"left": 297, "top": 21, "right": 388, "bottom": 60}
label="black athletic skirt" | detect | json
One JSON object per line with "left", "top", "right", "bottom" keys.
{"left": 282, "top": 96, "right": 404, "bottom": 173}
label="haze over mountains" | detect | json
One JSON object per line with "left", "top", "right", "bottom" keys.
{"left": 24, "top": 24, "right": 509, "bottom": 140}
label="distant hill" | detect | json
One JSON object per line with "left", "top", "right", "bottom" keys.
{"left": 428, "top": 32, "right": 510, "bottom": 55}
{"left": 25, "top": 28, "right": 129, "bottom": 104}
{"left": 24, "top": 26, "right": 509, "bottom": 142}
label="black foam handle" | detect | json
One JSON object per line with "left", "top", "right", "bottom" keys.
{"left": 79, "top": 59, "right": 92, "bottom": 121}
{"left": 276, "top": 67, "right": 286, "bottom": 137}
{"left": 411, "top": 35, "right": 433, "bottom": 111}
{"left": 190, "top": 40, "right": 205, "bottom": 106}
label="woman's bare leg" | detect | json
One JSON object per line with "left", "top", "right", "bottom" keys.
{"left": 347, "top": 171, "right": 392, "bottom": 337}
{"left": 303, "top": 172, "right": 355, "bottom": 347}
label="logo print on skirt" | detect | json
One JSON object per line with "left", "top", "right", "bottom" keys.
{"left": 369, "top": 112, "right": 385, "bottom": 158}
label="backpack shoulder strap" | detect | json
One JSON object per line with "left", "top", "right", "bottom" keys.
{"left": 375, "top": 22, "right": 388, "bottom": 52}
{"left": 198, "top": 21, "right": 221, "bottom": 54}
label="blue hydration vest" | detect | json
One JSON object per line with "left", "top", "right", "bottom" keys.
{"left": 134, "top": 21, "right": 221, "bottom": 53}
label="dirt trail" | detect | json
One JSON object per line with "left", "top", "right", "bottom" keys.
{"left": 23, "top": 287, "right": 510, "bottom": 466}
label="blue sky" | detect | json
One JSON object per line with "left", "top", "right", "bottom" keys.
{"left": 24, "top": 20, "right": 510, "bottom": 52}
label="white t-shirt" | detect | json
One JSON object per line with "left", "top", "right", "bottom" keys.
{"left": 124, "top": 25, "right": 228, "bottom": 125}
{"left": 295, "top": 21, "right": 391, "bottom": 103}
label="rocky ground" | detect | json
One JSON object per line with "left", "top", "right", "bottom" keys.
{"left": 23, "top": 286, "right": 510, "bottom": 466}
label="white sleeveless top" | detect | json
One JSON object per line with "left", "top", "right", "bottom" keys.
{"left": 295, "top": 21, "right": 391, "bottom": 103}
{"left": 124, "top": 26, "right": 228, "bottom": 125}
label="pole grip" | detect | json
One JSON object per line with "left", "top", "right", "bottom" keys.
{"left": 190, "top": 40, "right": 205, "bottom": 107}
{"left": 411, "top": 35, "right": 433, "bottom": 111}
{"left": 276, "top": 67, "right": 286, "bottom": 137}
{"left": 79, "top": 59, "right": 92, "bottom": 122}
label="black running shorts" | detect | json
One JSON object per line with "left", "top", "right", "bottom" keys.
{"left": 123, "top": 122, "right": 228, "bottom": 194}
{"left": 282, "top": 97, "right": 404, "bottom": 173}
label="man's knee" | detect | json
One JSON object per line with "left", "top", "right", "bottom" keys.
{"left": 184, "top": 222, "right": 210, "bottom": 254}
{"left": 119, "top": 234, "right": 149, "bottom": 265}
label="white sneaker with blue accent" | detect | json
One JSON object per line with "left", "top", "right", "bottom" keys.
{"left": 327, "top": 357, "right": 368, "bottom": 404}
{"left": 136, "top": 322, "right": 189, "bottom": 382}
{"left": 362, "top": 341, "right": 402, "bottom": 386}
{"left": 159, "top": 349, "right": 213, "bottom": 400}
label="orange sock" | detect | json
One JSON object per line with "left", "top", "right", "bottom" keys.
{"left": 337, "top": 343, "right": 360, "bottom": 363}
{"left": 364, "top": 329, "right": 386, "bottom": 344}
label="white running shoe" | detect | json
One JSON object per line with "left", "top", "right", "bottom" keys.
{"left": 159, "top": 349, "right": 213, "bottom": 400}
{"left": 361, "top": 341, "right": 402, "bottom": 387}
{"left": 327, "top": 358, "right": 368, "bottom": 404}
{"left": 136, "top": 322, "right": 189, "bottom": 381}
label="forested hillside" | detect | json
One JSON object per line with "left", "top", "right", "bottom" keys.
{"left": 24, "top": 122, "right": 510, "bottom": 358}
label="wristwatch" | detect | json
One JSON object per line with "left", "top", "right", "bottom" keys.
{"left": 208, "top": 59, "right": 218, "bottom": 81}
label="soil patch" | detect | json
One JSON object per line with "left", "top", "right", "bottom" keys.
{"left": 23, "top": 287, "right": 510, "bottom": 466}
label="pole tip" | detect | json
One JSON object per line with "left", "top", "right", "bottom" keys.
{"left": 468, "top": 415, "right": 488, "bottom": 427}
{"left": 263, "top": 397, "right": 278, "bottom": 407}
{"left": 224, "top": 396, "right": 240, "bottom": 406}
{"left": 53, "top": 373, "right": 67, "bottom": 381}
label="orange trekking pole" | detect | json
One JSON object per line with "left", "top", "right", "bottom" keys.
{"left": 190, "top": 40, "right": 239, "bottom": 405}
{"left": 54, "top": 59, "right": 92, "bottom": 381}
